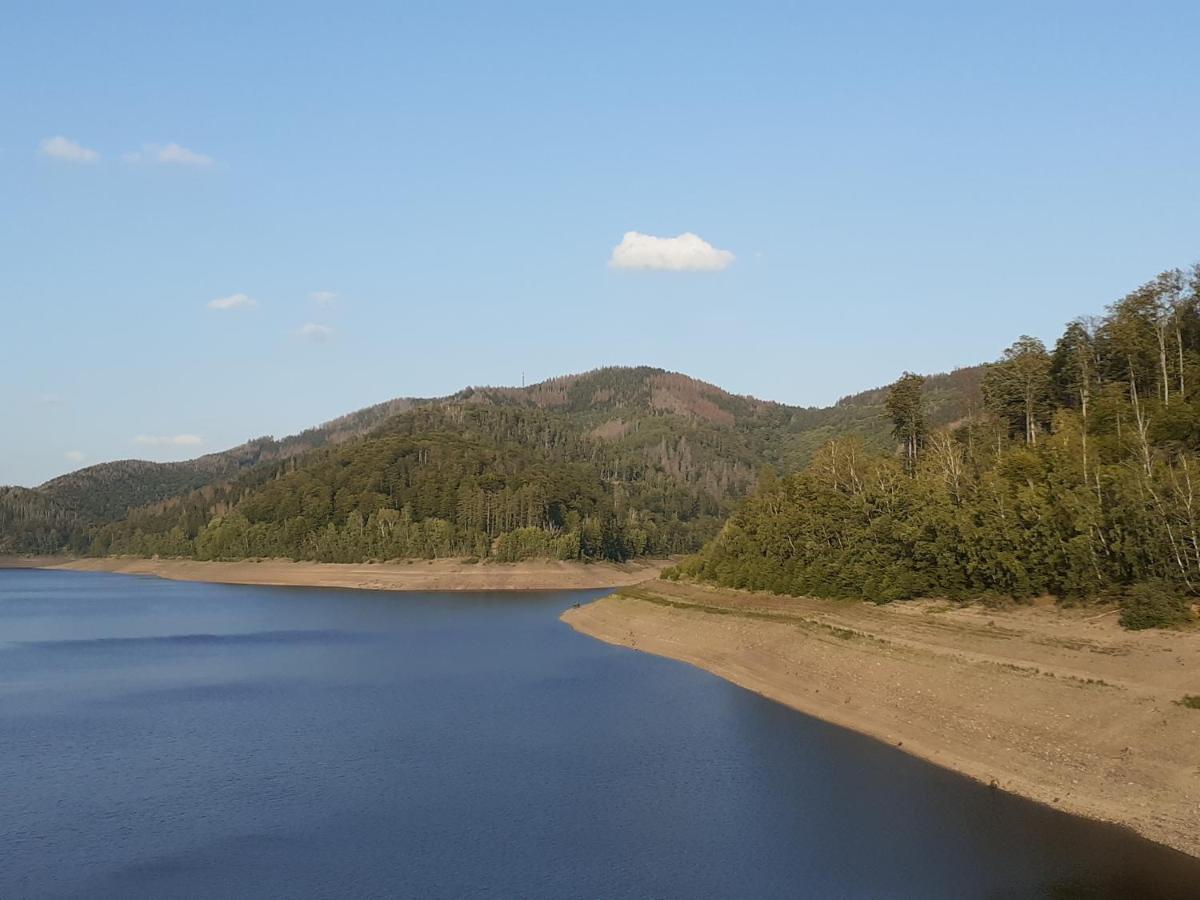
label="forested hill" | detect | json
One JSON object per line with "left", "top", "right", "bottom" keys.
{"left": 0, "top": 397, "right": 417, "bottom": 555}
{"left": 1, "top": 366, "right": 980, "bottom": 558}
{"left": 671, "top": 263, "right": 1200, "bottom": 629}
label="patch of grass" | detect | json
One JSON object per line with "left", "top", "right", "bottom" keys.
{"left": 616, "top": 588, "right": 876, "bottom": 642}
{"left": 1177, "top": 695, "right": 1200, "bottom": 710}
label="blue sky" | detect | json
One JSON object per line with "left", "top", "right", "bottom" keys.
{"left": 3, "top": 1, "right": 1199, "bottom": 486}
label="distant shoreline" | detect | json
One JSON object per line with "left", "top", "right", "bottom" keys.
{"left": 563, "top": 580, "right": 1200, "bottom": 860}
{"left": 10, "top": 556, "right": 673, "bottom": 592}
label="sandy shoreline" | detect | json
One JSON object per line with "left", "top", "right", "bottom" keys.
{"left": 563, "top": 580, "right": 1200, "bottom": 859}
{"left": 22, "top": 556, "right": 672, "bottom": 592}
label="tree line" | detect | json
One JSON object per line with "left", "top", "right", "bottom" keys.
{"left": 1, "top": 365, "right": 979, "bottom": 558}
{"left": 91, "top": 405, "right": 746, "bottom": 563}
{"left": 669, "top": 264, "right": 1200, "bottom": 628}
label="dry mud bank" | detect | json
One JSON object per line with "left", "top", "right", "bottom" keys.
{"left": 564, "top": 580, "right": 1200, "bottom": 858}
{"left": 47, "top": 556, "right": 671, "bottom": 592}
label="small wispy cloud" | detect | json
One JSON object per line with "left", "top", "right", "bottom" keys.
{"left": 157, "top": 143, "right": 213, "bottom": 166}
{"left": 609, "top": 231, "right": 734, "bottom": 271}
{"left": 310, "top": 291, "right": 338, "bottom": 306}
{"left": 39, "top": 136, "right": 99, "bottom": 163}
{"left": 64, "top": 450, "right": 86, "bottom": 463}
{"left": 297, "top": 323, "right": 333, "bottom": 341}
{"left": 124, "top": 142, "right": 214, "bottom": 167}
{"left": 133, "top": 434, "right": 203, "bottom": 447}
{"left": 207, "top": 293, "right": 256, "bottom": 311}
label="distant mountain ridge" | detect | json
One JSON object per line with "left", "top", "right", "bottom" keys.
{"left": 0, "top": 364, "right": 983, "bottom": 557}
{"left": 30, "top": 399, "right": 419, "bottom": 521}
{"left": 455, "top": 367, "right": 773, "bottom": 424}
{"left": 0, "top": 396, "right": 420, "bottom": 554}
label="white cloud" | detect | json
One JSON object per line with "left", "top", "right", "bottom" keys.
{"left": 207, "top": 292, "right": 256, "bottom": 310}
{"left": 157, "top": 143, "right": 213, "bottom": 166}
{"left": 64, "top": 450, "right": 85, "bottom": 463}
{"left": 132, "top": 434, "right": 203, "bottom": 447}
{"left": 36, "top": 393, "right": 66, "bottom": 407}
{"left": 297, "top": 322, "right": 333, "bottom": 341}
{"left": 125, "top": 142, "right": 214, "bottom": 166}
{"left": 39, "top": 136, "right": 99, "bottom": 163}
{"left": 310, "top": 291, "right": 338, "bottom": 306}
{"left": 609, "top": 231, "right": 734, "bottom": 271}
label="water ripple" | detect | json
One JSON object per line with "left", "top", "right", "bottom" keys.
{"left": 17, "top": 629, "right": 367, "bottom": 651}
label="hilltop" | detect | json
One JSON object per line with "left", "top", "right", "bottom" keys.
{"left": 0, "top": 365, "right": 982, "bottom": 559}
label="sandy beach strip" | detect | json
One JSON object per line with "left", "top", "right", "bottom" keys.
{"left": 26, "top": 556, "right": 673, "bottom": 592}
{"left": 562, "top": 579, "right": 1200, "bottom": 859}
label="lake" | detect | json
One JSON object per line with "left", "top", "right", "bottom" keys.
{"left": 2, "top": 569, "right": 1198, "bottom": 898}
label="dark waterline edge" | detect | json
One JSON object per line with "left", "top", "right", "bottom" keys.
{"left": 562, "top": 598, "right": 1200, "bottom": 869}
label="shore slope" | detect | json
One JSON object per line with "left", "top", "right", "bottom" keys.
{"left": 38, "top": 557, "right": 671, "bottom": 592}
{"left": 563, "top": 580, "right": 1200, "bottom": 858}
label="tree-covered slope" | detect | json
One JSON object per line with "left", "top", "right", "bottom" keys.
{"left": 38, "top": 457, "right": 242, "bottom": 524}
{"left": 0, "top": 487, "right": 87, "bottom": 555}
{"left": 88, "top": 382, "right": 788, "bottom": 562}
{"left": 0, "top": 398, "right": 421, "bottom": 554}
{"left": 2, "top": 365, "right": 980, "bottom": 559}
{"left": 671, "top": 264, "right": 1200, "bottom": 628}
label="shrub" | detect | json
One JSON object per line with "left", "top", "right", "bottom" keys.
{"left": 1118, "top": 581, "right": 1194, "bottom": 630}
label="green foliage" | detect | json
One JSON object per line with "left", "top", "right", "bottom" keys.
{"left": 46, "top": 365, "right": 987, "bottom": 563}
{"left": 38, "top": 458, "right": 240, "bottom": 524}
{"left": 89, "top": 400, "right": 754, "bottom": 563}
{"left": 983, "top": 336, "right": 1052, "bottom": 445}
{"left": 1177, "top": 695, "right": 1200, "bottom": 710}
{"left": 0, "top": 487, "right": 88, "bottom": 555}
{"left": 4, "top": 364, "right": 988, "bottom": 558}
{"left": 0, "top": 401, "right": 423, "bottom": 554}
{"left": 885, "top": 372, "right": 926, "bottom": 467}
{"left": 1118, "top": 582, "right": 1194, "bottom": 630}
{"left": 677, "top": 264, "right": 1200, "bottom": 628}
{"left": 678, "top": 426, "right": 1200, "bottom": 617}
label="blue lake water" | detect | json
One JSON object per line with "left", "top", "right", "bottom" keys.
{"left": 2, "top": 569, "right": 1198, "bottom": 898}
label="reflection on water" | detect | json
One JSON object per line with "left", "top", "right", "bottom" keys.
{"left": 1, "top": 570, "right": 1197, "bottom": 899}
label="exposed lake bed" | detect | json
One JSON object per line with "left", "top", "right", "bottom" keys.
{"left": 3, "top": 570, "right": 1199, "bottom": 898}
{"left": 29, "top": 555, "right": 672, "bottom": 592}
{"left": 566, "top": 580, "right": 1200, "bottom": 862}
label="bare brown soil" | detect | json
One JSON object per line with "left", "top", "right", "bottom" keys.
{"left": 42, "top": 557, "right": 672, "bottom": 592}
{"left": 0, "top": 556, "right": 68, "bottom": 568}
{"left": 563, "top": 579, "right": 1200, "bottom": 858}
